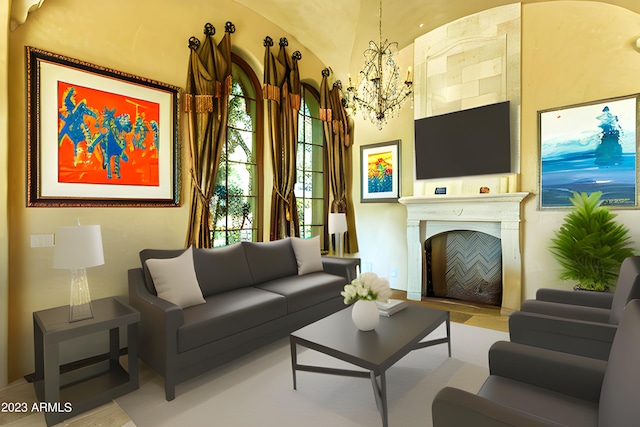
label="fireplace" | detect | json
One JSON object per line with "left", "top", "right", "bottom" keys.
{"left": 399, "top": 193, "right": 529, "bottom": 311}
{"left": 425, "top": 229, "right": 503, "bottom": 306}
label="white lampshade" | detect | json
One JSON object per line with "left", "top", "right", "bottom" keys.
{"left": 54, "top": 225, "right": 104, "bottom": 269}
{"left": 54, "top": 224, "right": 104, "bottom": 322}
{"left": 328, "top": 213, "right": 348, "bottom": 234}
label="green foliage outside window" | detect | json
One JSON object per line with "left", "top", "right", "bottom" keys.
{"left": 211, "top": 76, "right": 257, "bottom": 247}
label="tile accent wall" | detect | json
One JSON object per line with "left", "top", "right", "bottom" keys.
{"left": 414, "top": 3, "right": 521, "bottom": 119}
{"left": 412, "top": 3, "right": 521, "bottom": 193}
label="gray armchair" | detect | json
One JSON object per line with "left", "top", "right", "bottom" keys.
{"left": 509, "top": 256, "right": 640, "bottom": 360}
{"left": 432, "top": 299, "right": 640, "bottom": 426}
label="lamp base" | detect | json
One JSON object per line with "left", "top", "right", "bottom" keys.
{"left": 69, "top": 268, "right": 94, "bottom": 322}
{"left": 69, "top": 302, "right": 93, "bottom": 322}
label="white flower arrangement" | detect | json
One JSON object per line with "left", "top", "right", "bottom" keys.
{"left": 341, "top": 272, "right": 392, "bottom": 305}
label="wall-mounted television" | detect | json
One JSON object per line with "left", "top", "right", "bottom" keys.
{"left": 414, "top": 101, "right": 511, "bottom": 180}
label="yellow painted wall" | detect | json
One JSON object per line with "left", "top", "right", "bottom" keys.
{"left": 6, "top": 0, "right": 326, "bottom": 381}
{"left": 1, "top": 2, "right": 10, "bottom": 388}
{"left": 519, "top": 1, "right": 640, "bottom": 298}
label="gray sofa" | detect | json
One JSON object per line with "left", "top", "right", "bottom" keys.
{"left": 128, "top": 238, "right": 359, "bottom": 400}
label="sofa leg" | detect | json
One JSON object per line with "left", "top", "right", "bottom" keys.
{"left": 165, "top": 382, "right": 175, "bottom": 401}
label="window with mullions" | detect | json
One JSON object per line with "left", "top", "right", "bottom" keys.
{"left": 295, "top": 85, "right": 325, "bottom": 240}
{"left": 211, "top": 59, "right": 262, "bottom": 247}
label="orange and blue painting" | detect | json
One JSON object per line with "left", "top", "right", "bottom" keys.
{"left": 57, "top": 81, "right": 160, "bottom": 186}
{"left": 367, "top": 151, "right": 394, "bottom": 193}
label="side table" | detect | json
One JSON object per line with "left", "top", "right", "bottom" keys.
{"left": 33, "top": 296, "right": 140, "bottom": 426}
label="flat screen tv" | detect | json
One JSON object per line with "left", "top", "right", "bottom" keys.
{"left": 414, "top": 101, "right": 511, "bottom": 180}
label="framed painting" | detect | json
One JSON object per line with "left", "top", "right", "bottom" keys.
{"left": 539, "top": 94, "right": 639, "bottom": 209}
{"left": 360, "top": 140, "right": 401, "bottom": 202}
{"left": 26, "top": 47, "right": 181, "bottom": 207}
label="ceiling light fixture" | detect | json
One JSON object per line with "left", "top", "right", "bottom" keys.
{"left": 343, "top": 0, "right": 413, "bottom": 130}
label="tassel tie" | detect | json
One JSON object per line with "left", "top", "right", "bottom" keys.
{"left": 183, "top": 80, "right": 225, "bottom": 113}
{"left": 262, "top": 83, "right": 280, "bottom": 102}
{"left": 319, "top": 108, "right": 333, "bottom": 122}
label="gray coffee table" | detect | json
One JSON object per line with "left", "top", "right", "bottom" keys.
{"left": 290, "top": 303, "right": 450, "bottom": 427}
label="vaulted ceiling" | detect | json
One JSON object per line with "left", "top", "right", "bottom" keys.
{"left": 234, "top": 0, "right": 640, "bottom": 73}
{"left": 10, "top": 0, "right": 640, "bottom": 73}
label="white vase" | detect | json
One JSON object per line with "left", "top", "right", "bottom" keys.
{"left": 351, "top": 300, "right": 380, "bottom": 331}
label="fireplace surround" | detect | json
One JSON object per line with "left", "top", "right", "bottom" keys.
{"left": 399, "top": 193, "right": 529, "bottom": 311}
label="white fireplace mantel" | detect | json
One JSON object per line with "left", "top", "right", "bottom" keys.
{"left": 399, "top": 192, "right": 530, "bottom": 311}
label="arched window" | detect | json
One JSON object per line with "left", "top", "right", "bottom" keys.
{"left": 295, "top": 84, "right": 326, "bottom": 242}
{"left": 211, "top": 55, "right": 263, "bottom": 247}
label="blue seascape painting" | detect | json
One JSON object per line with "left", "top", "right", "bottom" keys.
{"left": 540, "top": 96, "right": 637, "bottom": 208}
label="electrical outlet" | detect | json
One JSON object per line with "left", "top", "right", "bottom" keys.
{"left": 30, "top": 234, "right": 54, "bottom": 248}
{"left": 390, "top": 268, "right": 398, "bottom": 279}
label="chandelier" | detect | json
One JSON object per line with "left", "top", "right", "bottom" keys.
{"left": 343, "top": 0, "right": 413, "bottom": 130}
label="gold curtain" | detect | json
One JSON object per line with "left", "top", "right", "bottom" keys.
{"left": 184, "top": 22, "right": 235, "bottom": 248}
{"left": 263, "top": 37, "right": 301, "bottom": 240}
{"left": 320, "top": 69, "right": 359, "bottom": 253}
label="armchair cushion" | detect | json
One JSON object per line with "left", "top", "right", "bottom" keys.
{"left": 509, "top": 311, "right": 617, "bottom": 360}
{"left": 478, "top": 376, "right": 598, "bottom": 427}
{"left": 488, "top": 341, "right": 605, "bottom": 402}
{"left": 519, "top": 300, "right": 611, "bottom": 323}
{"left": 145, "top": 247, "right": 206, "bottom": 309}
{"left": 433, "top": 387, "right": 564, "bottom": 427}
{"left": 290, "top": 236, "right": 323, "bottom": 275}
{"left": 535, "top": 288, "right": 614, "bottom": 309}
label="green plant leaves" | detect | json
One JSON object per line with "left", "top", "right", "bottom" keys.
{"left": 549, "top": 191, "right": 635, "bottom": 291}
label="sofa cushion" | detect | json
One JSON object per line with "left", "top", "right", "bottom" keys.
{"left": 242, "top": 239, "right": 298, "bottom": 285}
{"left": 194, "top": 243, "right": 253, "bottom": 297}
{"left": 177, "top": 287, "right": 287, "bottom": 353}
{"left": 140, "top": 248, "right": 186, "bottom": 295}
{"left": 144, "top": 247, "right": 206, "bottom": 308}
{"left": 255, "top": 272, "right": 345, "bottom": 314}
{"left": 290, "top": 236, "right": 323, "bottom": 275}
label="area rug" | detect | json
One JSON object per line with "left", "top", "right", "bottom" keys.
{"left": 116, "top": 322, "right": 508, "bottom": 427}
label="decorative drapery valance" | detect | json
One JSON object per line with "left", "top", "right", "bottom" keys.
{"left": 184, "top": 21, "right": 235, "bottom": 248}
{"left": 263, "top": 36, "right": 302, "bottom": 240}
{"left": 320, "top": 68, "right": 358, "bottom": 253}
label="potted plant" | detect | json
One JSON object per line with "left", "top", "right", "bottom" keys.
{"left": 549, "top": 191, "right": 635, "bottom": 292}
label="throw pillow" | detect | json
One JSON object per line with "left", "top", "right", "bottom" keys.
{"left": 145, "top": 246, "right": 206, "bottom": 308}
{"left": 290, "top": 236, "right": 323, "bottom": 275}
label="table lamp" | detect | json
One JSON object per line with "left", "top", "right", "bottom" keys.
{"left": 53, "top": 224, "right": 104, "bottom": 322}
{"left": 328, "top": 213, "right": 348, "bottom": 257}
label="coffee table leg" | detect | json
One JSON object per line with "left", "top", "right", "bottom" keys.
{"left": 446, "top": 315, "right": 451, "bottom": 357}
{"left": 370, "top": 370, "right": 388, "bottom": 427}
{"left": 290, "top": 337, "right": 297, "bottom": 390}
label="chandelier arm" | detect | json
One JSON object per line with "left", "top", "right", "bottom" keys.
{"left": 378, "top": 0, "right": 383, "bottom": 47}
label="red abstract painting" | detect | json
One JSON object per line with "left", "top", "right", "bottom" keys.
{"left": 57, "top": 81, "right": 160, "bottom": 186}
